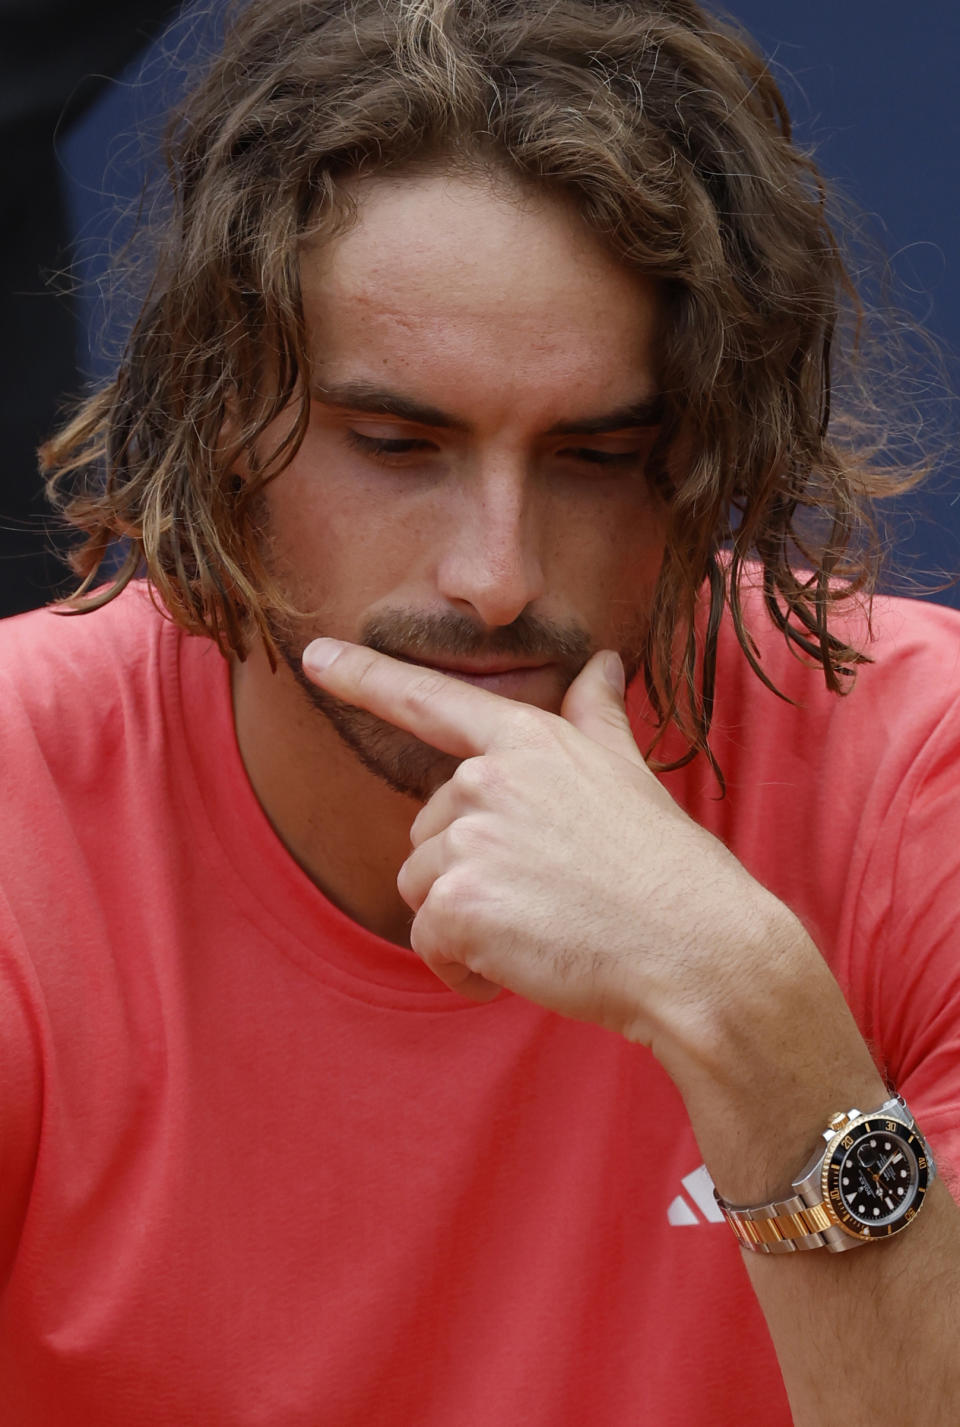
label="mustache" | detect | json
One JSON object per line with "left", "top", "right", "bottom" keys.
{"left": 360, "top": 610, "right": 593, "bottom": 671}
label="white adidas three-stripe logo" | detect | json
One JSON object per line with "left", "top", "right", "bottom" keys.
{"left": 667, "top": 1164, "right": 725, "bottom": 1226}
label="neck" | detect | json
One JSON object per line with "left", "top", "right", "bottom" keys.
{"left": 231, "top": 642, "right": 420, "bottom": 946}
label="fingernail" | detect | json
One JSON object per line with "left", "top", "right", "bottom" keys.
{"left": 603, "top": 651, "right": 626, "bottom": 697}
{"left": 302, "top": 638, "right": 345, "bottom": 673}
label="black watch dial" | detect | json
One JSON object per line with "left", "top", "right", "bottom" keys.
{"left": 823, "top": 1116, "right": 933, "bottom": 1239}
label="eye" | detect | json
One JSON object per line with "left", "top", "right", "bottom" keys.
{"left": 345, "top": 431, "right": 433, "bottom": 459}
{"left": 560, "top": 447, "right": 647, "bottom": 468}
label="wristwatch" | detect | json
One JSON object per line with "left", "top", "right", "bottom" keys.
{"left": 714, "top": 1094, "right": 937, "bottom": 1253}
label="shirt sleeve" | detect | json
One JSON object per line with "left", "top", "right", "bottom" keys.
{"left": 0, "top": 885, "right": 44, "bottom": 1287}
{"left": 863, "top": 690, "right": 960, "bottom": 1198}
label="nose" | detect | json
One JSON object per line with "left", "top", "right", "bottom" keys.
{"left": 434, "top": 464, "right": 547, "bottom": 628}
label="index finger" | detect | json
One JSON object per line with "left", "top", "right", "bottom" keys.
{"left": 301, "top": 638, "right": 541, "bottom": 758}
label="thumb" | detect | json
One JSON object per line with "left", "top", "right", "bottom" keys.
{"left": 560, "top": 651, "right": 644, "bottom": 762}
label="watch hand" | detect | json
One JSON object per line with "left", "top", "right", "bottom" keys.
{"left": 877, "top": 1152, "right": 896, "bottom": 1177}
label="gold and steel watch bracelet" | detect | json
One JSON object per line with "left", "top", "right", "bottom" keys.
{"left": 716, "top": 1192, "right": 850, "bottom": 1254}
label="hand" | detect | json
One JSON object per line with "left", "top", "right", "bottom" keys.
{"left": 302, "top": 638, "right": 793, "bottom": 1050}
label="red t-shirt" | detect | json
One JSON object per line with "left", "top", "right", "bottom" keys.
{"left": 1, "top": 579, "right": 959, "bottom": 1425}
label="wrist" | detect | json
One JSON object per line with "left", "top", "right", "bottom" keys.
{"left": 644, "top": 904, "right": 887, "bottom": 1204}
{"left": 715, "top": 1095, "right": 938, "bottom": 1253}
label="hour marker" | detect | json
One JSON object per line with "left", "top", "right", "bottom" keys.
{"left": 870, "top": 1139, "right": 877, "bottom": 1147}
{"left": 858, "top": 1204, "right": 867, "bottom": 1215}
{"left": 884, "top": 1141, "right": 891, "bottom": 1151}
{"left": 873, "top": 1208, "right": 881, "bottom": 1216}
{"left": 842, "top": 1177, "right": 850, "bottom": 1186}
{"left": 897, "top": 1187, "right": 905, "bottom": 1196}
{"left": 900, "top": 1170, "right": 907, "bottom": 1178}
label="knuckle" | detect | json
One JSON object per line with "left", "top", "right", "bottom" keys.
{"left": 453, "top": 752, "right": 517, "bottom": 805}
{"left": 443, "top": 815, "right": 494, "bottom": 863}
{"left": 351, "top": 655, "right": 382, "bottom": 694}
{"left": 443, "top": 821, "right": 474, "bottom": 860}
{"left": 400, "top": 669, "right": 450, "bottom": 714}
{"left": 395, "top": 858, "right": 416, "bottom": 903}
{"left": 409, "top": 915, "right": 439, "bottom": 961}
{"left": 429, "top": 867, "right": 472, "bottom": 920}
{"left": 412, "top": 884, "right": 470, "bottom": 962}
{"left": 453, "top": 755, "right": 491, "bottom": 798}
{"left": 507, "top": 703, "right": 555, "bottom": 749}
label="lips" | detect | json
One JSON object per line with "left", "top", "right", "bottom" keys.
{"left": 392, "top": 654, "right": 556, "bottom": 698}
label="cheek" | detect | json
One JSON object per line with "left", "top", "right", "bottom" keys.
{"left": 261, "top": 443, "right": 438, "bottom": 603}
{"left": 574, "top": 503, "right": 667, "bottom": 653}
{"left": 551, "top": 482, "right": 667, "bottom": 600}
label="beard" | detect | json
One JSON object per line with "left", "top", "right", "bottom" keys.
{"left": 252, "top": 495, "right": 646, "bottom": 802}
{"left": 266, "top": 603, "right": 617, "bottom": 802}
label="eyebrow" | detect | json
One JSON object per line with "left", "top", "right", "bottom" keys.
{"left": 309, "top": 379, "right": 664, "bottom": 436}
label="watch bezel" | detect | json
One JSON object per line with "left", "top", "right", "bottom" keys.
{"left": 821, "top": 1114, "right": 933, "bottom": 1240}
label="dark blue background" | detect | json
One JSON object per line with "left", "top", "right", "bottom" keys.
{"left": 58, "top": 1, "right": 960, "bottom": 604}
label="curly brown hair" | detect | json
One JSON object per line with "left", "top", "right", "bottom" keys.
{"left": 41, "top": 0, "right": 931, "bottom": 779}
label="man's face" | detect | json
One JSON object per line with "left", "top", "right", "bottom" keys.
{"left": 257, "top": 167, "right": 668, "bottom": 799}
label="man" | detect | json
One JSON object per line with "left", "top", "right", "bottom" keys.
{"left": 2, "top": 1, "right": 959, "bottom": 1422}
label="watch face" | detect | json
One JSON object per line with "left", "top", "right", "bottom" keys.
{"left": 822, "top": 1116, "right": 933, "bottom": 1240}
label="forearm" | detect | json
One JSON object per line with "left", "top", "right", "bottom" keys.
{"left": 743, "top": 1180, "right": 960, "bottom": 1426}
{"left": 648, "top": 905, "right": 960, "bottom": 1425}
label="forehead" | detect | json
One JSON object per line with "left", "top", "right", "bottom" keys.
{"left": 299, "top": 169, "right": 662, "bottom": 419}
